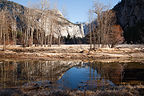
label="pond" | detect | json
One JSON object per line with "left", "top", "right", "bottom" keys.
{"left": 0, "top": 60, "right": 144, "bottom": 90}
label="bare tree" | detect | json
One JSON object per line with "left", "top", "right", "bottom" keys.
{"left": 0, "top": 9, "right": 9, "bottom": 51}
{"left": 41, "top": 0, "right": 50, "bottom": 47}
{"left": 93, "top": 1, "right": 107, "bottom": 48}
{"left": 92, "top": 22, "right": 96, "bottom": 49}
{"left": 48, "top": 2, "right": 60, "bottom": 47}
{"left": 25, "top": 0, "right": 63, "bottom": 47}
{"left": 11, "top": 10, "right": 17, "bottom": 45}
{"left": 55, "top": 20, "right": 62, "bottom": 46}
{"left": 28, "top": 0, "right": 50, "bottom": 47}
{"left": 100, "top": 10, "right": 116, "bottom": 46}
{"left": 0, "top": 11, "right": 3, "bottom": 45}
{"left": 88, "top": 0, "right": 124, "bottom": 48}
{"left": 88, "top": 9, "right": 93, "bottom": 50}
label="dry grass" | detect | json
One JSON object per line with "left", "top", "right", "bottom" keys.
{"left": 0, "top": 44, "right": 143, "bottom": 62}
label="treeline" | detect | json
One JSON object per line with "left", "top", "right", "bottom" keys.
{"left": 0, "top": 9, "right": 17, "bottom": 50}
{"left": 0, "top": 0, "right": 67, "bottom": 50}
{"left": 86, "top": 1, "right": 124, "bottom": 49}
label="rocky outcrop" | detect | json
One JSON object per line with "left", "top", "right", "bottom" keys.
{"left": 0, "top": 0, "right": 84, "bottom": 38}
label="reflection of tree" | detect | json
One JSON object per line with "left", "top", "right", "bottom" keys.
{"left": 88, "top": 62, "right": 124, "bottom": 85}
{"left": 0, "top": 60, "right": 81, "bottom": 88}
{"left": 86, "top": 62, "right": 109, "bottom": 90}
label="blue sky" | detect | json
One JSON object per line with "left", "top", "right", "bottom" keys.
{"left": 9, "top": 0, "right": 121, "bottom": 23}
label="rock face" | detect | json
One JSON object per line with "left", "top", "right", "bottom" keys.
{"left": 113, "top": 0, "right": 144, "bottom": 43}
{"left": 83, "top": 20, "right": 97, "bottom": 36}
{"left": 0, "top": 0, "right": 84, "bottom": 38}
{"left": 83, "top": 23, "right": 89, "bottom": 35}
{"left": 40, "top": 9, "right": 84, "bottom": 38}
{"left": 113, "top": 0, "right": 144, "bottom": 29}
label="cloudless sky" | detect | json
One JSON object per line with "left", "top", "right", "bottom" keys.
{"left": 9, "top": 0, "right": 121, "bottom": 23}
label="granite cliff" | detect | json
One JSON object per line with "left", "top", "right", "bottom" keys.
{"left": 113, "top": 0, "right": 144, "bottom": 43}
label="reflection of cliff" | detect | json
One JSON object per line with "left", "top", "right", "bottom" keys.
{"left": 122, "top": 62, "right": 144, "bottom": 84}
{"left": 0, "top": 60, "right": 82, "bottom": 88}
{"left": 88, "top": 62, "right": 144, "bottom": 85}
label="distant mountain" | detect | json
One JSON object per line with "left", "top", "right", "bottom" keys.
{"left": 0, "top": 0, "right": 27, "bottom": 30}
{"left": 83, "top": 20, "right": 97, "bottom": 36}
{"left": 113, "top": 0, "right": 144, "bottom": 43}
{"left": 0, "top": 0, "right": 84, "bottom": 39}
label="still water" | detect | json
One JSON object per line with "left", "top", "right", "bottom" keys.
{"left": 0, "top": 60, "right": 144, "bottom": 90}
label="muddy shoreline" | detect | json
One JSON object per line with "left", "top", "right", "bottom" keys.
{"left": 0, "top": 85, "right": 144, "bottom": 96}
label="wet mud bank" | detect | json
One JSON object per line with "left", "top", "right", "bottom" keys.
{"left": 0, "top": 85, "right": 144, "bottom": 96}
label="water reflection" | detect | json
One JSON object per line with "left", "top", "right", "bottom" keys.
{"left": 0, "top": 60, "right": 144, "bottom": 90}
{"left": 58, "top": 65, "right": 115, "bottom": 90}
{"left": 89, "top": 62, "right": 144, "bottom": 85}
{"left": 58, "top": 62, "right": 144, "bottom": 90}
{"left": 0, "top": 60, "right": 82, "bottom": 88}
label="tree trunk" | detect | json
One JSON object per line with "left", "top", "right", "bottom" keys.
{"left": 3, "top": 33, "right": 6, "bottom": 51}
{"left": 89, "top": 24, "right": 92, "bottom": 50}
